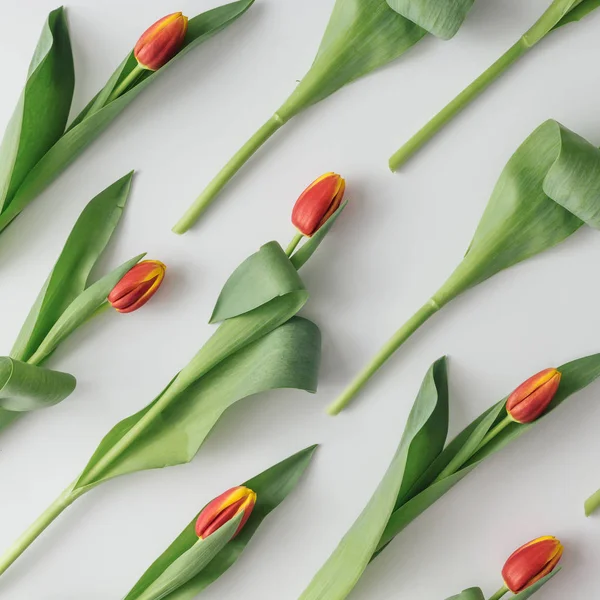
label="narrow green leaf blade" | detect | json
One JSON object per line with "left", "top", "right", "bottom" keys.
{"left": 386, "top": 0, "right": 474, "bottom": 40}
{"left": 135, "top": 514, "right": 243, "bottom": 600}
{"left": 29, "top": 254, "right": 144, "bottom": 365}
{"left": 554, "top": 0, "right": 600, "bottom": 28}
{"left": 290, "top": 202, "right": 347, "bottom": 271}
{"left": 297, "top": 357, "right": 448, "bottom": 600}
{"left": 0, "top": 7, "right": 74, "bottom": 212}
{"left": 0, "top": 0, "right": 254, "bottom": 233}
{"left": 76, "top": 317, "right": 321, "bottom": 489}
{"left": 513, "top": 570, "right": 560, "bottom": 598}
{"left": 210, "top": 242, "right": 305, "bottom": 323}
{"left": 0, "top": 357, "right": 75, "bottom": 412}
{"left": 11, "top": 172, "right": 133, "bottom": 363}
{"left": 124, "top": 446, "right": 317, "bottom": 600}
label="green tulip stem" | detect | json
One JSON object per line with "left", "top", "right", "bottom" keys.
{"left": 172, "top": 114, "right": 286, "bottom": 234}
{"left": 488, "top": 586, "right": 509, "bottom": 600}
{"left": 388, "top": 39, "right": 528, "bottom": 171}
{"left": 478, "top": 414, "right": 513, "bottom": 449}
{"left": 327, "top": 299, "right": 442, "bottom": 415}
{"left": 285, "top": 232, "right": 304, "bottom": 257}
{"left": 584, "top": 488, "right": 600, "bottom": 517}
{"left": 107, "top": 63, "right": 146, "bottom": 103}
{"left": 0, "top": 483, "right": 83, "bottom": 577}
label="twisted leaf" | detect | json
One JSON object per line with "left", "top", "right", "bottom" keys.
{"left": 124, "top": 446, "right": 317, "bottom": 600}
{"left": 0, "top": 358, "right": 75, "bottom": 412}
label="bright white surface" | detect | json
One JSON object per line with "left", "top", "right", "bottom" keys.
{"left": 0, "top": 0, "right": 598, "bottom": 598}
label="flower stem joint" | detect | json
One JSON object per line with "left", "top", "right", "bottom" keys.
{"left": 292, "top": 173, "right": 345, "bottom": 237}
{"left": 108, "top": 260, "right": 166, "bottom": 313}
{"left": 195, "top": 486, "right": 257, "bottom": 540}
{"left": 502, "top": 536, "right": 563, "bottom": 593}
{"left": 134, "top": 12, "right": 189, "bottom": 71}
{"left": 506, "top": 368, "right": 561, "bottom": 424}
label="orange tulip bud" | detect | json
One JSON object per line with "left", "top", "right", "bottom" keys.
{"left": 108, "top": 260, "right": 166, "bottom": 313}
{"left": 502, "top": 536, "right": 563, "bottom": 593}
{"left": 506, "top": 368, "right": 561, "bottom": 424}
{"left": 292, "top": 173, "right": 346, "bottom": 237}
{"left": 134, "top": 12, "right": 189, "bottom": 71}
{"left": 195, "top": 486, "right": 256, "bottom": 540}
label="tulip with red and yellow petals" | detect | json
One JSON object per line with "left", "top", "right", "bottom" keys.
{"left": 506, "top": 368, "right": 562, "bottom": 424}
{"left": 501, "top": 536, "right": 563, "bottom": 593}
{"left": 292, "top": 173, "right": 346, "bottom": 237}
{"left": 134, "top": 12, "right": 189, "bottom": 72}
{"left": 108, "top": 260, "right": 166, "bottom": 314}
{"left": 195, "top": 486, "right": 256, "bottom": 540}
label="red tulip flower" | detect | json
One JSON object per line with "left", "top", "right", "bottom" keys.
{"left": 502, "top": 536, "right": 563, "bottom": 593}
{"left": 506, "top": 368, "right": 562, "bottom": 424}
{"left": 134, "top": 12, "right": 189, "bottom": 71}
{"left": 292, "top": 173, "right": 346, "bottom": 237}
{"left": 195, "top": 486, "right": 256, "bottom": 540}
{"left": 108, "top": 260, "right": 166, "bottom": 313}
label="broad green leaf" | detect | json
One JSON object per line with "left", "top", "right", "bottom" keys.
{"left": 280, "top": 0, "right": 426, "bottom": 117}
{"left": 28, "top": 254, "right": 144, "bottom": 365}
{"left": 11, "top": 172, "right": 134, "bottom": 363}
{"left": 513, "top": 570, "right": 560, "bottom": 598}
{"left": 210, "top": 242, "right": 304, "bottom": 323}
{"left": 523, "top": 0, "right": 586, "bottom": 46}
{"left": 554, "top": 0, "right": 600, "bottom": 28}
{"left": 0, "top": 7, "right": 74, "bottom": 212}
{"left": 445, "top": 588, "right": 485, "bottom": 600}
{"left": 0, "top": 358, "right": 75, "bottom": 412}
{"left": 290, "top": 202, "right": 347, "bottom": 271}
{"left": 134, "top": 514, "right": 243, "bottom": 600}
{"left": 297, "top": 357, "right": 448, "bottom": 600}
{"left": 75, "top": 317, "right": 321, "bottom": 489}
{"left": 124, "top": 446, "right": 317, "bottom": 600}
{"left": 0, "top": 0, "right": 254, "bottom": 233}
{"left": 435, "top": 120, "right": 600, "bottom": 306}
{"left": 386, "top": 0, "right": 474, "bottom": 40}
{"left": 376, "top": 353, "right": 600, "bottom": 554}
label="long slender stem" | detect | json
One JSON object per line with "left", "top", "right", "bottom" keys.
{"left": 488, "top": 586, "right": 509, "bottom": 600}
{"left": 0, "top": 483, "right": 82, "bottom": 577}
{"left": 478, "top": 415, "right": 513, "bottom": 449}
{"left": 106, "top": 64, "right": 146, "bottom": 104}
{"left": 327, "top": 300, "right": 441, "bottom": 415}
{"left": 172, "top": 115, "right": 286, "bottom": 234}
{"left": 388, "top": 40, "right": 528, "bottom": 171}
{"left": 285, "top": 232, "right": 304, "bottom": 257}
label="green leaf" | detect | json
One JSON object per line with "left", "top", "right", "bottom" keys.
{"left": 386, "top": 0, "right": 474, "bottom": 40}
{"left": 297, "top": 357, "right": 448, "bottom": 600}
{"left": 0, "top": 7, "right": 74, "bottom": 213}
{"left": 0, "top": 0, "right": 254, "bottom": 234}
{"left": 124, "top": 446, "right": 317, "bottom": 600}
{"left": 554, "top": 0, "right": 600, "bottom": 28}
{"left": 290, "top": 202, "right": 347, "bottom": 271}
{"left": 513, "top": 570, "right": 560, "bottom": 598}
{"left": 436, "top": 120, "right": 600, "bottom": 305}
{"left": 75, "top": 317, "right": 320, "bottom": 490}
{"left": 11, "top": 172, "right": 134, "bottom": 363}
{"left": 281, "top": 0, "right": 427, "bottom": 117}
{"left": 445, "top": 588, "right": 485, "bottom": 600}
{"left": 210, "top": 242, "right": 305, "bottom": 323}
{"left": 376, "top": 353, "right": 600, "bottom": 554}
{"left": 133, "top": 514, "right": 243, "bottom": 600}
{"left": 0, "top": 358, "right": 75, "bottom": 412}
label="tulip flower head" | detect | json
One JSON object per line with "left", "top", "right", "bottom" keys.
{"left": 108, "top": 260, "right": 166, "bottom": 314}
{"left": 292, "top": 173, "right": 345, "bottom": 237}
{"left": 195, "top": 486, "right": 256, "bottom": 540}
{"left": 506, "top": 368, "right": 562, "bottom": 424}
{"left": 502, "top": 536, "right": 563, "bottom": 593}
{"left": 134, "top": 12, "right": 189, "bottom": 71}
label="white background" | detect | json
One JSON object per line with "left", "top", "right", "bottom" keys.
{"left": 0, "top": 0, "right": 598, "bottom": 598}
